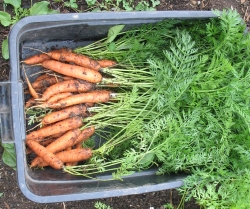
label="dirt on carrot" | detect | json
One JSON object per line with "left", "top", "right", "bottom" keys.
{"left": 48, "top": 90, "right": 112, "bottom": 108}
{"left": 26, "top": 139, "right": 64, "bottom": 170}
{"left": 42, "top": 104, "right": 87, "bottom": 125}
{"left": 26, "top": 116, "right": 83, "bottom": 141}
{"left": 41, "top": 79, "right": 95, "bottom": 101}
{"left": 41, "top": 60, "right": 102, "bottom": 83}
{"left": 47, "top": 48, "right": 101, "bottom": 71}
{"left": 23, "top": 53, "right": 51, "bottom": 65}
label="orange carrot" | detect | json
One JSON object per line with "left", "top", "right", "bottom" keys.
{"left": 41, "top": 60, "right": 102, "bottom": 83}
{"left": 26, "top": 139, "right": 64, "bottom": 170}
{"left": 40, "top": 137, "right": 57, "bottom": 147}
{"left": 32, "top": 76, "right": 65, "bottom": 89}
{"left": 48, "top": 90, "right": 111, "bottom": 109}
{"left": 46, "top": 92, "right": 73, "bottom": 105}
{"left": 23, "top": 53, "right": 51, "bottom": 65}
{"left": 43, "top": 128, "right": 82, "bottom": 153}
{"left": 65, "top": 147, "right": 75, "bottom": 166}
{"left": 41, "top": 104, "right": 87, "bottom": 125}
{"left": 47, "top": 48, "right": 101, "bottom": 71}
{"left": 41, "top": 79, "right": 95, "bottom": 101}
{"left": 98, "top": 60, "right": 117, "bottom": 68}
{"left": 37, "top": 148, "right": 92, "bottom": 167}
{"left": 46, "top": 126, "right": 94, "bottom": 153}
{"left": 66, "top": 141, "right": 83, "bottom": 166}
{"left": 31, "top": 126, "right": 95, "bottom": 167}
{"left": 23, "top": 67, "right": 40, "bottom": 99}
{"left": 26, "top": 116, "right": 83, "bottom": 141}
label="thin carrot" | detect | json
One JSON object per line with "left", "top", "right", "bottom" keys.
{"left": 23, "top": 53, "right": 51, "bottom": 65}
{"left": 65, "top": 147, "right": 76, "bottom": 166}
{"left": 40, "top": 137, "right": 57, "bottom": 147}
{"left": 26, "top": 116, "right": 83, "bottom": 141}
{"left": 23, "top": 66, "right": 40, "bottom": 99}
{"left": 37, "top": 148, "right": 92, "bottom": 168}
{"left": 26, "top": 139, "right": 64, "bottom": 170}
{"left": 41, "top": 104, "right": 87, "bottom": 125}
{"left": 46, "top": 92, "right": 73, "bottom": 105}
{"left": 41, "top": 60, "right": 102, "bottom": 83}
{"left": 41, "top": 79, "right": 95, "bottom": 101}
{"left": 43, "top": 128, "right": 82, "bottom": 153}
{"left": 98, "top": 59, "right": 117, "bottom": 68}
{"left": 34, "top": 73, "right": 51, "bottom": 82}
{"left": 48, "top": 90, "right": 112, "bottom": 109}
{"left": 32, "top": 76, "right": 65, "bottom": 89}
{"left": 47, "top": 48, "right": 101, "bottom": 71}
{"left": 46, "top": 126, "right": 94, "bottom": 153}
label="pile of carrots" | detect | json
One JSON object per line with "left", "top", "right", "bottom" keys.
{"left": 23, "top": 48, "right": 117, "bottom": 170}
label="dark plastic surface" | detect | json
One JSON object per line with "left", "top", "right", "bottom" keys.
{"left": 1, "top": 11, "right": 217, "bottom": 203}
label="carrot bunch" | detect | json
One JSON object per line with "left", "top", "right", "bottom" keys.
{"left": 23, "top": 48, "right": 118, "bottom": 170}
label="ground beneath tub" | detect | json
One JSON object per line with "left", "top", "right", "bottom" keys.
{"left": 0, "top": 0, "right": 250, "bottom": 208}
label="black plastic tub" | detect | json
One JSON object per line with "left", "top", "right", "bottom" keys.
{"left": 0, "top": 11, "right": 217, "bottom": 203}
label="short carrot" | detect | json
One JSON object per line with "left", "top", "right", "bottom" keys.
{"left": 46, "top": 92, "right": 73, "bottom": 105}
{"left": 32, "top": 76, "right": 65, "bottom": 89}
{"left": 41, "top": 60, "right": 102, "bottom": 83}
{"left": 23, "top": 67, "right": 40, "bottom": 99}
{"left": 23, "top": 53, "right": 51, "bottom": 65}
{"left": 41, "top": 104, "right": 87, "bottom": 125}
{"left": 47, "top": 48, "right": 101, "bottom": 71}
{"left": 37, "top": 148, "right": 92, "bottom": 167}
{"left": 48, "top": 90, "right": 112, "bottom": 109}
{"left": 43, "top": 128, "right": 82, "bottom": 153}
{"left": 33, "top": 73, "right": 51, "bottom": 82}
{"left": 41, "top": 79, "right": 95, "bottom": 101}
{"left": 26, "top": 139, "right": 64, "bottom": 170}
{"left": 98, "top": 59, "right": 117, "bottom": 68}
{"left": 26, "top": 116, "right": 83, "bottom": 141}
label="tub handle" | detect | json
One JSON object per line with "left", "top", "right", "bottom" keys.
{"left": 0, "top": 82, "right": 14, "bottom": 143}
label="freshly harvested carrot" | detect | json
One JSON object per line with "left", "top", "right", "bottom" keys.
{"left": 41, "top": 60, "right": 102, "bottom": 83}
{"left": 41, "top": 79, "right": 95, "bottom": 101}
{"left": 26, "top": 137, "right": 57, "bottom": 154}
{"left": 33, "top": 73, "right": 51, "bottom": 82}
{"left": 40, "top": 137, "right": 56, "bottom": 147}
{"left": 30, "top": 128, "right": 81, "bottom": 167}
{"left": 37, "top": 148, "right": 92, "bottom": 167}
{"left": 98, "top": 60, "right": 117, "bottom": 68}
{"left": 26, "top": 116, "right": 83, "bottom": 140}
{"left": 43, "top": 128, "right": 82, "bottom": 153}
{"left": 65, "top": 147, "right": 76, "bottom": 166}
{"left": 23, "top": 53, "right": 51, "bottom": 65}
{"left": 48, "top": 90, "right": 112, "bottom": 109}
{"left": 32, "top": 76, "right": 65, "bottom": 89}
{"left": 46, "top": 92, "right": 73, "bottom": 105}
{"left": 46, "top": 126, "right": 94, "bottom": 153}
{"left": 41, "top": 104, "right": 87, "bottom": 125}
{"left": 26, "top": 139, "right": 64, "bottom": 170}
{"left": 47, "top": 48, "right": 101, "bottom": 71}
{"left": 23, "top": 67, "right": 40, "bottom": 99}
{"left": 31, "top": 126, "right": 95, "bottom": 167}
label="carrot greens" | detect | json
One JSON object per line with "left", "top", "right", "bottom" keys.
{"left": 54, "top": 9, "right": 250, "bottom": 208}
